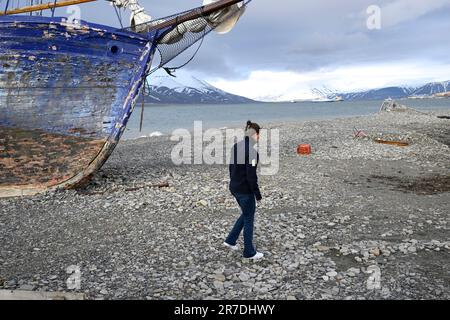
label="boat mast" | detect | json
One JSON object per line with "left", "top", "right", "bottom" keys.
{"left": 0, "top": 0, "right": 97, "bottom": 15}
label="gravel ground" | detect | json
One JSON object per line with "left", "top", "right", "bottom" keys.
{"left": 0, "top": 108, "right": 449, "bottom": 300}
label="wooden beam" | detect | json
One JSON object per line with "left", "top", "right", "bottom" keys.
{"left": 0, "top": 290, "right": 85, "bottom": 300}
{"left": 148, "top": 0, "right": 245, "bottom": 32}
{"left": 1, "top": 0, "right": 97, "bottom": 16}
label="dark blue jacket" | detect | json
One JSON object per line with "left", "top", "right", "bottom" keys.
{"left": 229, "top": 136, "right": 262, "bottom": 200}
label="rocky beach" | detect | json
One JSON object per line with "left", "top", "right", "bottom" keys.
{"left": 0, "top": 107, "right": 449, "bottom": 300}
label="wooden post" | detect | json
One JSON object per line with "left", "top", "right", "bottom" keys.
{"left": 139, "top": 83, "right": 145, "bottom": 132}
{"left": 0, "top": 0, "right": 97, "bottom": 15}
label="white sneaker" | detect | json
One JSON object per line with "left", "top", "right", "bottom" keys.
{"left": 223, "top": 242, "right": 239, "bottom": 251}
{"left": 247, "top": 252, "right": 264, "bottom": 260}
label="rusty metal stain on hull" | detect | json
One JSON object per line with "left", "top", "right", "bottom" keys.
{"left": 0, "top": 126, "right": 105, "bottom": 188}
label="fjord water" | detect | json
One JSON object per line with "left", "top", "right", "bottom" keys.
{"left": 123, "top": 99, "right": 450, "bottom": 139}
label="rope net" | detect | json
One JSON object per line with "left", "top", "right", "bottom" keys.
{"left": 122, "top": 1, "right": 250, "bottom": 73}
{"left": 154, "top": 7, "right": 214, "bottom": 71}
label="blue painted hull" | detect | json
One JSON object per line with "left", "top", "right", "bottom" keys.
{"left": 0, "top": 16, "right": 158, "bottom": 197}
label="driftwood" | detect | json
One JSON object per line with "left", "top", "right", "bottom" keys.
{"left": 373, "top": 139, "right": 409, "bottom": 147}
{"left": 125, "top": 182, "right": 170, "bottom": 192}
{"left": 77, "top": 181, "right": 170, "bottom": 195}
{"left": 0, "top": 289, "right": 85, "bottom": 300}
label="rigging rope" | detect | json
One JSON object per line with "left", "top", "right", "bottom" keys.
{"left": 51, "top": 0, "right": 57, "bottom": 17}
{"left": 139, "top": 82, "right": 145, "bottom": 132}
{"left": 112, "top": 3, "right": 124, "bottom": 29}
{"left": 4, "top": 0, "right": 10, "bottom": 13}
{"left": 162, "top": 31, "right": 205, "bottom": 78}
{"left": 132, "top": 0, "right": 252, "bottom": 130}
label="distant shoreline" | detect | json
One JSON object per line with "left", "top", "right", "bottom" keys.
{"left": 123, "top": 103, "right": 450, "bottom": 141}
{"left": 141, "top": 96, "right": 450, "bottom": 106}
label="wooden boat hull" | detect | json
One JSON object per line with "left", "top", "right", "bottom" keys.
{"left": 0, "top": 16, "right": 157, "bottom": 197}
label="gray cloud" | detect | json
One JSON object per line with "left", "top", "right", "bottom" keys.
{"left": 64, "top": 0, "right": 450, "bottom": 82}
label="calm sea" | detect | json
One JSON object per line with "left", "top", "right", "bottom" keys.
{"left": 123, "top": 99, "right": 450, "bottom": 140}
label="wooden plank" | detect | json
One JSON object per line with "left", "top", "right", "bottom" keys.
{"left": 374, "top": 139, "right": 409, "bottom": 147}
{"left": 148, "top": 0, "right": 245, "bottom": 31}
{"left": 1, "top": 0, "right": 97, "bottom": 16}
{"left": 0, "top": 290, "right": 85, "bottom": 300}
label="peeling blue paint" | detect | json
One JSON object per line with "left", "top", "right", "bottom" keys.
{"left": 0, "top": 16, "right": 155, "bottom": 138}
{"left": 0, "top": 15, "right": 159, "bottom": 196}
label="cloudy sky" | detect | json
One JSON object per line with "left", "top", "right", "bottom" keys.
{"left": 57, "top": 0, "right": 450, "bottom": 100}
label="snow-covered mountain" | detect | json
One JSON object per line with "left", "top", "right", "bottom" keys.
{"left": 339, "top": 81, "right": 450, "bottom": 101}
{"left": 263, "top": 86, "right": 345, "bottom": 103}
{"left": 411, "top": 81, "right": 450, "bottom": 96}
{"left": 265, "top": 80, "right": 450, "bottom": 102}
{"left": 143, "top": 73, "right": 449, "bottom": 103}
{"left": 339, "top": 87, "right": 415, "bottom": 101}
{"left": 145, "top": 73, "right": 254, "bottom": 104}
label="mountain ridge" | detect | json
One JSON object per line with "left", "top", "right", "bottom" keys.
{"left": 143, "top": 73, "right": 450, "bottom": 103}
{"left": 144, "top": 74, "right": 255, "bottom": 104}
{"left": 337, "top": 80, "right": 450, "bottom": 101}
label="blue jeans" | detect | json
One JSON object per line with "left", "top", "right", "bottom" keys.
{"left": 225, "top": 192, "right": 256, "bottom": 258}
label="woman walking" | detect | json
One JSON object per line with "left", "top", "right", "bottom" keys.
{"left": 224, "top": 120, "right": 264, "bottom": 260}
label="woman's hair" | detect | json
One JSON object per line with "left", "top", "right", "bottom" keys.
{"left": 245, "top": 120, "right": 261, "bottom": 135}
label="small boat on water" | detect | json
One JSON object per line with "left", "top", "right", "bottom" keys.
{"left": 0, "top": 0, "right": 250, "bottom": 197}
